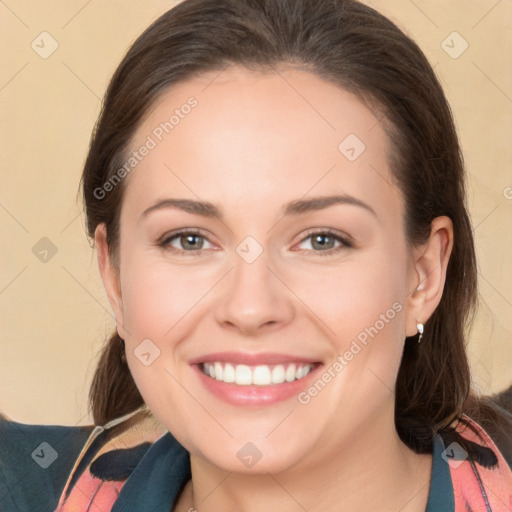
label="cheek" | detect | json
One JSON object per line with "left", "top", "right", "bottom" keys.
{"left": 118, "top": 258, "right": 217, "bottom": 433}
{"left": 295, "top": 259, "right": 407, "bottom": 412}
{"left": 119, "top": 253, "right": 215, "bottom": 339}
{"left": 295, "top": 246, "right": 408, "bottom": 395}
{"left": 287, "top": 248, "right": 407, "bottom": 343}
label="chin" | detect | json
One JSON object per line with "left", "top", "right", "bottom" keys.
{"left": 195, "top": 440, "right": 307, "bottom": 475}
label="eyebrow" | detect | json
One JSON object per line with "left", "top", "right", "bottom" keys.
{"left": 140, "top": 194, "right": 377, "bottom": 220}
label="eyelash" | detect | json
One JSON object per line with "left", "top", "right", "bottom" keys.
{"left": 157, "top": 228, "right": 353, "bottom": 257}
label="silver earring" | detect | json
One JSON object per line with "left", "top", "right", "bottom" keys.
{"left": 416, "top": 322, "right": 424, "bottom": 343}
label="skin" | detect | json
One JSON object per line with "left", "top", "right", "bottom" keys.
{"left": 95, "top": 65, "right": 454, "bottom": 511}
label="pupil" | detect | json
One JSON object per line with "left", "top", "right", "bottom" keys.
{"left": 313, "top": 234, "right": 333, "bottom": 250}
{"left": 183, "top": 234, "right": 202, "bottom": 250}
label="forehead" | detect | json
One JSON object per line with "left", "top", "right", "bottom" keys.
{"left": 123, "top": 65, "right": 403, "bottom": 225}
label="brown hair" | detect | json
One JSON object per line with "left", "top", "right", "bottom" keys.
{"left": 82, "top": 0, "right": 509, "bottom": 451}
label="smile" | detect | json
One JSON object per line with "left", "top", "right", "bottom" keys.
{"left": 201, "top": 362, "right": 315, "bottom": 386}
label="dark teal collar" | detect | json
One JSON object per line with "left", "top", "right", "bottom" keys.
{"left": 111, "top": 432, "right": 191, "bottom": 511}
{"left": 112, "top": 432, "right": 454, "bottom": 511}
{"left": 425, "top": 434, "right": 455, "bottom": 512}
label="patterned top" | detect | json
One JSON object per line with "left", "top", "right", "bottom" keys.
{"left": 1, "top": 405, "right": 511, "bottom": 511}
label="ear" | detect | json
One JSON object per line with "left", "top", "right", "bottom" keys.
{"left": 405, "top": 216, "right": 454, "bottom": 338}
{"left": 95, "top": 223, "right": 127, "bottom": 339}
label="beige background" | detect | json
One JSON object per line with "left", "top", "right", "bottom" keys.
{"left": 0, "top": 0, "right": 511, "bottom": 427}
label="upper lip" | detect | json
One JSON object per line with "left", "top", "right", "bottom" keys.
{"left": 189, "top": 352, "right": 320, "bottom": 366}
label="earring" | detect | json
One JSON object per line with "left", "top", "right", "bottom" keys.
{"left": 416, "top": 322, "right": 424, "bottom": 343}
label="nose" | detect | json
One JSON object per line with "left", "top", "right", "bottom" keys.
{"left": 214, "top": 249, "right": 295, "bottom": 336}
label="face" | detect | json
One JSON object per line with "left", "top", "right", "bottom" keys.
{"left": 96, "top": 65, "right": 447, "bottom": 474}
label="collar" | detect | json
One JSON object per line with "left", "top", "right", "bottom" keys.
{"left": 425, "top": 434, "right": 455, "bottom": 511}
{"left": 111, "top": 431, "right": 190, "bottom": 511}
{"left": 56, "top": 406, "right": 511, "bottom": 511}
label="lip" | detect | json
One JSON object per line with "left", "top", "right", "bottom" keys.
{"left": 190, "top": 354, "right": 323, "bottom": 407}
{"left": 189, "top": 351, "right": 319, "bottom": 366}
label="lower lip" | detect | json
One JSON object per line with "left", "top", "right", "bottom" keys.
{"left": 192, "top": 364, "right": 322, "bottom": 407}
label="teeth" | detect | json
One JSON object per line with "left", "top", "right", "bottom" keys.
{"left": 235, "top": 364, "right": 252, "bottom": 385}
{"left": 285, "top": 364, "right": 296, "bottom": 382}
{"left": 202, "top": 362, "right": 314, "bottom": 386}
{"left": 214, "top": 362, "right": 223, "bottom": 381}
{"left": 223, "top": 363, "right": 235, "bottom": 383}
{"left": 271, "top": 365, "right": 286, "bottom": 384}
{"left": 253, "top": 365, "right": 271, "bottom": 385}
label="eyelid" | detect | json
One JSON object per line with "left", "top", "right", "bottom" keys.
{"left": 158, "top": 227, "right": 211, "bottom": 243}
{"left": 296, "top": 227, "right": 353, "bottom": 244}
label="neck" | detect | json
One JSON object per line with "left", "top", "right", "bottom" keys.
{"left": 175, "top": 408, "right": 432, "bottom": 512}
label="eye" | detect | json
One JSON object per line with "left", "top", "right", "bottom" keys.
{"left": 157, "top": 228, "right": 353, "bottom": 256}
{"left": 294, "top": 229, "right": 353, "bottom": 255}
{"left": 158, "top": 229, "right": 215, "bottom": 254}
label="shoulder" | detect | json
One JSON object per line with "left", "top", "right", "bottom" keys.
{"left": 440, "top": 415, "right": 512, "bottom": 511}
{"left": 54, "top": 405, "right": 171, "bottom": 511}
{"left": 478, "top": 385, "right": 512, "bottom": 468}
{"left": 1, "top": 406, "right": 171, "bottom": 512}
{"left": 0, "top": 410, "right": 95, "bottom": 512}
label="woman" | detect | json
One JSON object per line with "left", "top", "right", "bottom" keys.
{"left": 1, "top": 0, "right": 511, "bottom": 510}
